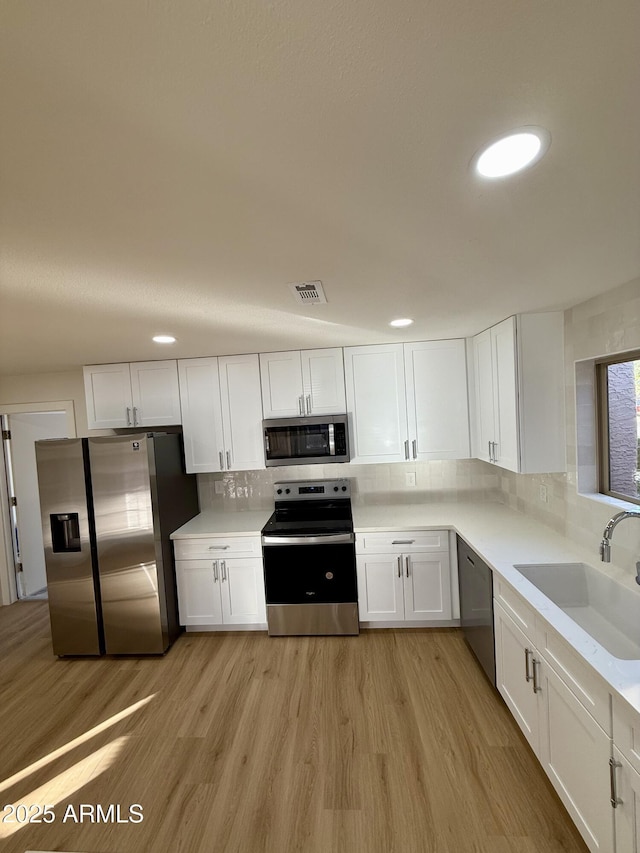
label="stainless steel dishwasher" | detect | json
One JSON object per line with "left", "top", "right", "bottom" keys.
{"left": 457, "top": 536, "right": 496, "bottom": 686}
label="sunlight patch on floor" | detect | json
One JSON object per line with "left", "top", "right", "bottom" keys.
{"left": 0, "top": 693, "right": 156, "bottom": 796}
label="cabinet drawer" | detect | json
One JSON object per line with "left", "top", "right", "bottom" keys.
{"left": 538, "top": 622, "right": 611, "bottom": 734}
{"left": 494, "top": 578, "right": 537, "bottom": 641}
{"left": 173, "top": 536, "right": 261, "bottom": 561}
{"left": 356, "top": 530, "right": 448, "bottom": 554}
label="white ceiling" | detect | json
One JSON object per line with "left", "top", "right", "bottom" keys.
{"left": 1, "top": 0, "right": 639, "bottom": 376}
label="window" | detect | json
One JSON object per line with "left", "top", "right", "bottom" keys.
{"left": 597, "top": 351, "right": 640, "bottom": 505}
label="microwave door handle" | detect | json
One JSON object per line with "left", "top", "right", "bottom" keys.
{"left": 328, "top": 423, "right": 335, "bottom": 456}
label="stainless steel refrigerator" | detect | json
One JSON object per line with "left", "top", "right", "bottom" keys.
{"left": 35, "top": 433, "right": 199, "bottom": 656}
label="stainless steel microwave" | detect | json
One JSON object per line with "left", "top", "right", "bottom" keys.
{"left": 263, "top": 415, "right": 350, "bottom": 467}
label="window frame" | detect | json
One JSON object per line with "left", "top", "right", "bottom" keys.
{"left": 596, "top": 349, "right": 640, "bottom": 506}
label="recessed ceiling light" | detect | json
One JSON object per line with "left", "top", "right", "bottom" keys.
{"left": 152, "top": 335, "right": 176, "bottom": 344}
{"left": 474, "top": 127, "right": 551, "bottom": 178}
{"left": 389, "top": 318, "right": 414, "bottom": 328}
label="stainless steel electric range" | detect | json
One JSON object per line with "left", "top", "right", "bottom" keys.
{"left": 261, "top": 478, "right": 359, "bottom": 636}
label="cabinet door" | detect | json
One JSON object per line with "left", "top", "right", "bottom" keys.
{"left": 491, "top": 317, "right": 520, "bottom": 472}
{"left": 539, "top": 661, "right": 614, "bottom": 853}
{"left": 356, "top": 554, "right": 404, "bottom": 620}
{"left": 178, "top": 358, "right": 225, "bottom": 473}
{"left": 218, "top": 354, "right": 265, "bottom": 471}
{"left": 494, "top": 601, "right": 540, "bottom": 754}
{"left": 175, "top": 560, "right": 223, "bottom": 625}
{"left": 130, "top": 360, "right": 182, "bottom": 426}
{"left": 403, "top": 553, "right": 452, "bottom": 621}
{"left": 220, "top": 558, "right": 266, "bottom": 624}
{"left": 471, "top": 330, "right": 494, "bottom": 463}
{"left": 301, "top": 348, "right": 346, "bottom": 415}
{"left": 83, "top": 363, "right": 133, "bottom": 429}
{"left": 259, "top": 351, "right": 304, "bottom": 418}
{"left": 404, "top": 340, "right": 470, "bottom": 461}
{"left": 613, "top": 749, "right": 640, "bottom": 853}
{"left": 344, "top": 344, "right": 408, "bottom": 464}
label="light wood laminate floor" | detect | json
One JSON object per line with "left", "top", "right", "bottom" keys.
{"left": 0, "top": 601, "right": 587, "bottom": 853}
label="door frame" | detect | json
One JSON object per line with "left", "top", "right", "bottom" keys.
{"left": 0, "top": 401, "right": 76, "bottom": 605}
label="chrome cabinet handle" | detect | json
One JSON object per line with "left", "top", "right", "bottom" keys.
{"left": 212, "top": 560, "right": 218, "bottom": 583}
{"left": 219, "top": 451, "right": 224, "bottom": 470}
{"left": 221, "top": 560, "right": 227, "bottom": 582}
{"left": 532, "top": 658, "right": 542, "bottom": 693}
{"left": 132, "top": 406, "right": 139, "bottom": 426}
{"left": 397, "top": 556, "right": 402, "bottom": 578}
{"left": 492, "top": 441, "right": 498, "bottom": 462}
{"left": 610, "top": 757, "right": 623, "bottom": 808}
{"left": 405, "top": 555, "right": 410, "bottom": 578}
{"left": 412, "top": 439, "right": 417, "bottom": 459}
{"left": 488, "top": 440, "right": 494, "bottom": 462}
{"left": 524, "top": 648, "right": 533, "bottom": 682}
{"left": 306, "top": 395, "right": 311, "bottom": 415}
{"left": 126, "top": 407, "right": 132, "bottom": 426}
{"left": 226, "top": 450, "right": 231, "bottom": 470}
{"left": 404, "top": 440, "right": 409, "bottom": 460}
{"left": 298, "top": 395, "right": 304, "bottom": 416}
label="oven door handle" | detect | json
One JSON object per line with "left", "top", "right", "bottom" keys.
{"left": 261, "top": 533, "right": 355, "bottom": 546}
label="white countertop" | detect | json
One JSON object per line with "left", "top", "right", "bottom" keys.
{"left": 171, "top": 500, "right": 640, "bottom": 715}
{"left": 170, "top": 509, "right": 272, "bottom": 538}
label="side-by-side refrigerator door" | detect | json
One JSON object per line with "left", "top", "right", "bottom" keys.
{"left": 35, "top": 438, "right": 104, "bottom": 656}
{"left": 88, "top": 436, "right": 166, "bottom": 654}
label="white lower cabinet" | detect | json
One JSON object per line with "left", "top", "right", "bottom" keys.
{"left": 174, "top": 536, "right": 266, "bottom": 628}
{"left": 494, "top": 581, "right": 614, "bottom": 853}
{"left": 612, "top": 749, "right": 640, "bottom": 851}
{"left": 356, "top": 531, "right": 452, "bottom": 623}
{"left": 613, "top": 697, "right": 640, "bottom": 851}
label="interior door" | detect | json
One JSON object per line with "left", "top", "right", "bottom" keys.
{"left": 5, "top": 412, "right": 68, "bottom": 596}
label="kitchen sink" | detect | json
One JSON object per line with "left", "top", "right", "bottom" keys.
{"left": 513, "top": 562, "right": 640, "bottom": 660}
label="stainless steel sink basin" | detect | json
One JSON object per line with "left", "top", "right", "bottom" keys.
{"left": 513, "top": 562, "right": 640, "bottom": 660}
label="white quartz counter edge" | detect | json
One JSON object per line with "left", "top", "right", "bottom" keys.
{"left": 354, "top": 501, "right": 640, "bottom": 716}
{"left": 170, "top": 509, "right": 271, "bottom": 538}
{"left": 171, "top": 501, "right": 640, "bottom": 716}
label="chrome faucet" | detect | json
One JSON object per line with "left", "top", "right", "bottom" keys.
{"left": 599, "top": 511, "right": 640, "bottom": 581}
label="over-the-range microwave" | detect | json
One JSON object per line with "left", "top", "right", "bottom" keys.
{"left": 263, "top": 415, "right": 350, "bottom": 467}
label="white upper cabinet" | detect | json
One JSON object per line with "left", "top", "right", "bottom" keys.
{"left": 344, "top": 344, "right": 408, "bottom": 463}
{"left": 469, "top": 313, "right": 566, "bottom": 473}
{"left": 83, "top": 360, "right": 181, "bottom": 430}
{"left": 178, "top": 354, "right": 264, "bottom": 474}
{"left": 344, "top": 340, "right": 470, "bottom": 464}
{"left": 260, "top": 348, "right": 346, "bottom": 418}
{"left": 404, "top": 340, "right": 470, "bottom": 461}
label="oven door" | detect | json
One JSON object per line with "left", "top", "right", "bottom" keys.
{"left": 262, "top": 535, "right": 357, "bottom": 603}
{"left": 262, "top": 534, "right": 359, "bottom": 635}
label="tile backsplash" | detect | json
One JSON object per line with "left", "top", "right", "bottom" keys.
{"left": 197, "top": 458, "right": 501, "bottom": 511}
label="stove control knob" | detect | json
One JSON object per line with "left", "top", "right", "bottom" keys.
{"left": 285, "top": 488, "right": 291, "bottom": 494}
{"left": 341, "top": 486, "right": 347, "bottom": 491}
{"left": 276, "top": 488, "right": 283, "bottom": 495}
{"left": 333, "top": 486, "right": 339, "bottom": 492}
{"left": 325, "top": 572, "right": 334, "bottom": 580}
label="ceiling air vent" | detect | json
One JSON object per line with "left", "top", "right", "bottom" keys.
{"left": 288, "top": 280, "right": 327, "bottom": 305}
